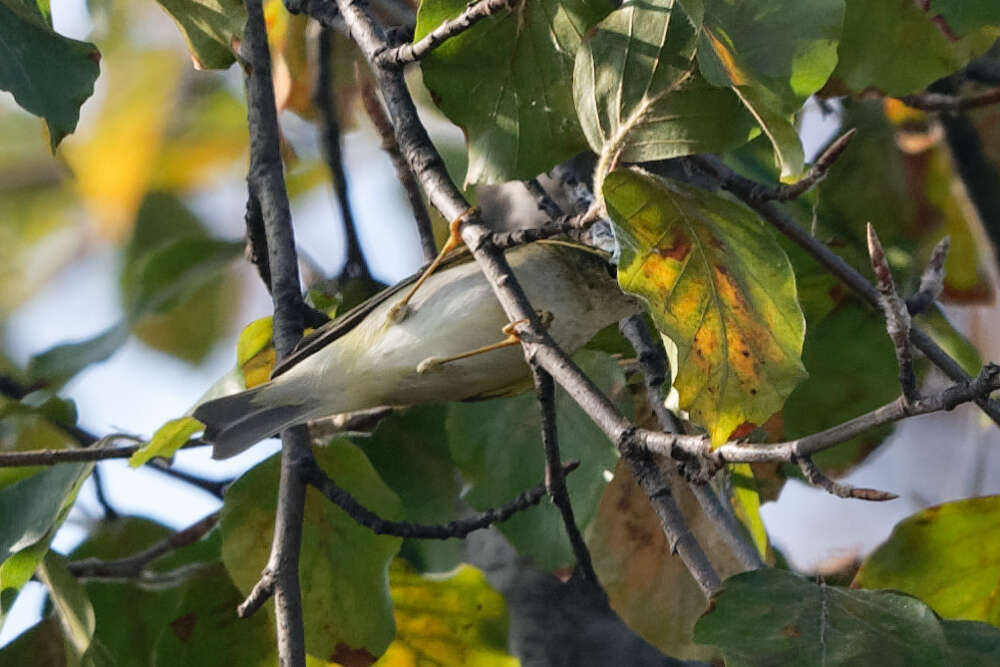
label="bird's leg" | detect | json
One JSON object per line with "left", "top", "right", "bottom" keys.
{"left": 387, "top": 208, "right": 476, "bottom": 323}
{"left": 417, "top": 311, "right": 553, "bottom": 374}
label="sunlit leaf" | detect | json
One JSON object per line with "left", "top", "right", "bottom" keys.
{"left": 221, "top": 441, "right": 403, "bottom": 659}
{"left": 694, "top": 569, "right": 1000, "bottom": 665}
{"left": 574, "top": 1, "right": 756, "bottom": 165}
{"left": 237, "top": 317, "right": 276, "bottom": 389}
{"left": 833, "top": 0, "right": 999, "bottom": 96}
{"left": 603, "top": 168, "right": 806, "bottom": 444}
{"left": 375, "top": 561, "right": 517, "bottom": 666}
{"left": 36, "top": 552, "right": 95, "bottom": 662}
{"left": 694, "top": 0, "right": 844, "bottom": 180}
{"left": 853, "top": 495, "right": 1000, "bottom": 626}
{"left": 728, "top": 463, "right": 767, "bottom": 558}
{"left": 446, "top": 351, "right": 630, "bottom": 570}
{"left": 128, "top": 417, "right": 202, "bottom": 468}
{"left": 0, "top": 0, "right": 100, "bottom": 149}
{"left": 154, "top": 0, "right": 244, "bottom": 70}
{"left": 416, "top": 0, "right": 613, "bottom": 184}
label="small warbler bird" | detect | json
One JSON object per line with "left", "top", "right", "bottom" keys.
{"left": 195, "top": 241, "right": 638, "bottom": 459}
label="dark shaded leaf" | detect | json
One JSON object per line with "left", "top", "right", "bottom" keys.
{"left": 446, "top": 351, "right": 629, "bottom": 570}
{"left": 416, "top": 0, "right": 613, "bottom": 184}
{"left": 0, "top": 0, "right": 100, "bottom": 149}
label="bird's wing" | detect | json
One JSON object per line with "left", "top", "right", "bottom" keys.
{"left": 271, "top": 248, "right": 473, "bottom": 378}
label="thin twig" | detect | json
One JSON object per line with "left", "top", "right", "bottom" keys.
{"left": 867, "top": 224, "right": 918, "bottom": 404}
{"left": 907, "top": 236, "right": 950, "bottom": 315}
{"left": 640, "top": 364, "right": 1000, "bottom": 466}
{"left": 301, "top": 455, "right": 580, "bottom": 538}
{"left": 320, "top": 0, "right": 747, "bottom": 594}
{"left": 241, "top": 1, "right": 311, "bottom": 662}
{"left": 523, "top": 178, "right": 564, "bottom": 219}
{"left": 147, "top": 460, "right": 230, "bottom": 499}
{"left": 619, "top": 314, "right": 764, "bottom": 572}
{"left": 900, "top": 86, "right": 1000, "bottom": 112}
{"left": 68, "top": 511, "right": 221, "bottom": 579}
{"left": 359, "top": 78, "right": 437, "bottom": 262}
{"left": 532, "top": 366, "right": 599, "bottom": 585}
{"left": 314, "top": 26, "right": 372, "bottom": 283}
{"left": 744, "top": 128, "right": 856, "bottom": 203}
{"left": 90, "top": 465, "right": 119, "bottom": 520}
{"left": 795, "top": 455, "right": 897, "bottom": 501}
{"left": 687, "top": 154, "right": 1000, "bottom": 427}
{"left": 377, "top": 0, "right": 517, "bottom": 66}
{"left": 491, "top": 214, "right": 586, "bottom": 250}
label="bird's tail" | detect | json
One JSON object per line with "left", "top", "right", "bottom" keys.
{"left": 193, "top": 384, "right": 317, "bottom": 460}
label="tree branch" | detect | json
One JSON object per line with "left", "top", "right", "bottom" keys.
{"left": 241, "top": 1, "right": 312, "bottom": 662}
{"left": 867, "top": 224, "right": 918, "bottom": 404}
{"left": 314, "top": 26, "right": 371, "bottom": 283}
{"left": 907, "top": 235, "right": 949, "bottom": 315}
{"left": 794, "top": 455, "right": 897, "bottom": 501}
{"left": 531, "top": 365, "right": 599, "bottom": 586}
{"left": 377, "top": 0, "right": 517, "bottom": 66}
{"left": 900, "top": 86, "right": 1000, "bottom": 112}
{"left": 640, "top": 364, "right": 1000, "bottom": 466}
{"left": 359, "top": 78, "right": 437, "bottom": 262}
{"left": 618, "top": 314, "right": 764, "bottom": 572}
{"left": 523, "top": 178, "right": 564, "bottom": 219}
{"left": 741, "top": 128, "right": 856, "bottom": 204}
{"left": 687, "top": 154, "right": 1000, "bottom": 427}
{"left": 301, "top": 455, "right": 581, "bottom": 538}
{"left": 67, "top": 511, "right": 220, "bottom": 579}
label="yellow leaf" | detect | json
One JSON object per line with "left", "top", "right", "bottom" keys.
{"left": 129, "top": 417, "right": 202, "bottom": 467}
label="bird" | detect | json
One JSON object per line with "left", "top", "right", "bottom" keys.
{"left": 194, "top": 240, "right": 638, "bottom": 459}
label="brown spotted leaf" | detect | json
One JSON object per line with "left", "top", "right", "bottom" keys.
{"left": 603, "top": 167, "right": 806, "bottom": 444}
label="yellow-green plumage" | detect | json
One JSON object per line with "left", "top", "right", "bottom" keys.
{"left": 195, "top": 242, "right": 637, "bottom": 459}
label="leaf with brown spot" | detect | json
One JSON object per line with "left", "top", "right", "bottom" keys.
{"left": 603, "top": 167, "right": 806, "bottom": 445}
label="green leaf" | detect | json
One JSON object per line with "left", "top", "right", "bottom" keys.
{"left": 125, "top": 237, "right": 243, "bottom": 318}
{"left": 446, "top": 351, "right": 630, "bottom": 570}
{"left": 603, "top": 168, "right": 806, "bottom": 444}
{"left": 221, "top": 441, "right": 403, "bottom": 659}
{"left": 0, "top": 0, "right": 100, "bottom": 149}
{"left": 26, "top": 323, "right": 131, "bottom": 388}
{"left": 36, "top": 552, "right": 95, "bottom": 662}
{"left": 693, "top": 0, "right": 844, "bottom": 180}
{"left": 729, "top": 84, "right": 805, "bottom": 181}
{"left": 695, "top": 0, "right": 843, "bottom": 111}
{"left": 0, "top": 460, "right": 92, "bottom": 624}
{"left": 0, "top": 617, "right": 68, "bottom": 667}
{"left": 853, "top": 495, "right": 1000, "bottom": 626}
{"left": 694, "top": 569, "right": 1000, "bottom": 665}
{"left": 151, "top": 563, "right": 276, "bottom": 667}
{"left": 154, "top": 0, "right": 245, "bottom": 70}
{"left": 0, "top": 397, "right": 78, "bottom": 488}
{"left": 573, "top": 1, "right": 756, "bottom": 166}
{"left": 833, "top": 0, "right": 999, "bottom": 96}
{"left": 357, "top": 407, "right": 464, "bottom": 573}
{"left": 416, "top": 0, "right": 613, "bottom": 184}
{"left": 782, "top": 300, "right": 899, "bottom": 474}
{"left": 128, "top": 417, "right": 202, "bottom": 468}
{"left": 928, "top": 0, "right": 1000, "bottom": 38}
{"left": 379, "top": 561, "right": 517, "bottom": 666}
{"left": 729, "top": 463, "right": 767, "bottom": 558}
{"left": 122, "top": 192, "right": 241, "bottom": 363}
